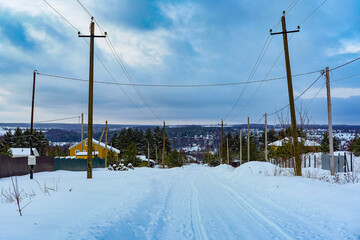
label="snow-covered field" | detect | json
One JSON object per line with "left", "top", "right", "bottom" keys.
{"left": 1, "top": 163, "right": 359, "bottom": 240}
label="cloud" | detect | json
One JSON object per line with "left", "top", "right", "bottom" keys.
{"left": 97, "top": 26, "right": 171, "bottom": 67}
{"left": 327, "top": 39, "right": 360, "bottom": 56}
{"left": 296, "top": 88, "right": 360, "bottom": 99}
{"left": 0, "top": 87, "right": 11, "bottom": 105}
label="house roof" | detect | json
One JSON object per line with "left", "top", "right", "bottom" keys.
{"left": 269, "top": 137, "right": 320, "bottom": 147}
{"left": 69, "top": 138, "right": 120, "bottom": 154}
{"left": 137, "top": 155, "right": 155, "bottom": 163}
{"left": 10, "top": 148, "right": 39, "bottom": 157}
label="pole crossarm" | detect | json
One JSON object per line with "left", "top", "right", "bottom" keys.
{"left": 270, "top": 30, "right": 299, "bottom": 35}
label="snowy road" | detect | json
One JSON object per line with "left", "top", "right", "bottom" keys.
{"left": 1, "top": 163, "right": 359, "bottom": 240}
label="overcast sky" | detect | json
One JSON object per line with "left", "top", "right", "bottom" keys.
{"left": 0, "top": 0, "right": 360, "bottom": 126}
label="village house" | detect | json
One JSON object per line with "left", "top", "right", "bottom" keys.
{"left": 69, "top": 138, "right": 120, "bottom": 159}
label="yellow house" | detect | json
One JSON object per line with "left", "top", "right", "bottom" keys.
{"left": 69, "top": 138, "right": 120, "bottom": 159}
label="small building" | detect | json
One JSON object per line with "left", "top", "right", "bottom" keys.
{"left": 10, "top": 148, "right": 39, "bottom": 158}
{"left": 69, "top": 138, "right": 120, "bottom": 159}
{"left": 137, "top": 155, "right": 155, "bottom": 167}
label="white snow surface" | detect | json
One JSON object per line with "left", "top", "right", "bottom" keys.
{"left": 0, "top": 163, "right": 359, "bottom": 240}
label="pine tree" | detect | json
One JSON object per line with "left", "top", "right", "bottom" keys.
{"left": 2, "top": 129, "right": 14, "bottom": 147}
{"left": 320, "top": 132, "right": 340, "bottom": 153}
{"left": 123, "top": 142, "right": 141, "bottom": 167}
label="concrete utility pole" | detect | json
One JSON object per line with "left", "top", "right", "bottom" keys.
{"left": 265, "top": 113, "right": 268, "bottom": 162}
{"left": 81, "top": 113, "right": 84, "bottom": 152}
{"left": 227, "top": 138, "right": 230, "bottom": 164}
{"left": 79, "top": 17, "right": 106, "bottom": 179}
{"left": 162, "top": 121, "right": 166, "bottom": 168}
{"left": 240, "top": 130, "right": 242, "bottom": 165}
{"left": 326, "top": 67, "right": 335, "bottom": 175}
{"left": 271, "top": 11, "right": 301, "bottom": 176}
{"left": 29, "top": 70, "right": 37, "bottom": 180}
{"left": 105, "top": 120, "right": 108, "bottom": 168}
{"left": 247, "top": 117, "right": 250, "bottom": 162}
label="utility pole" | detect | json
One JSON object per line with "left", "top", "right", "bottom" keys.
{"left": 226, "top": 138, "right": 230, "bottom": 164}
{"left": 326, "top": 67, "right": 335, "bottom": 175}
{"left": 247, "top": 117, "right": 250, "bottom": 162}
{"left": 156, "top": 145, "right": 158, "bottom": 164}
{"left": 271, "top": 11, "right": 301, "bottom": 176}
{"left": 29, "top": 70, "right": 37, "bottom": 180}
{"left": 105, "top": 120, "right": 108, "bottom": 168}
{"left": 221, "top": 119, "right": 224, "bottom": 163}
{"left": 162, "top": 121, "right": 166, "bottom": 168}
{"left": 207, "top": 140, "right": 210, "bottom": 164}
{"left": 265, "top": 113, "right": 268, "bottom": 162}
{"left": 240, "top": 130, "right": 242, "bottom": 165}
{"left": 147, "top": 141, "right": 150, "bottom": 167}
{"left": 79, "top": 17, "right": 106, "bottom": 179}
{"left": 81, "top": 113, "right": 84, "bottom": 152}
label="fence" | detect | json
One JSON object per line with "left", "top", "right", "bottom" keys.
{"left": 0, "top": 156, "right": 105, "bottom": 179}
{"left": 0, "top": 155, "right": 54, "bottom": 178}
{"left": 54, "top": 157, "right": 105, "bottom": 171}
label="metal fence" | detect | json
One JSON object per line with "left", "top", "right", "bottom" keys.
{"left": 321, "top": 153, "right": 345, "bottom": 173}
{"left": 54, "top": 157, "right": 105, "bottom": 171}
{"left": 0, "top": 155, "right": 54, "bottom": 178}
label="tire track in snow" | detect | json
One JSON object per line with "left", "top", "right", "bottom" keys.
{"left": 190, "top": 175, "right": 208, "bottom": 240}
{"left": 204, "top": 169, "right": 293, "bottom": 240}
{"left": 209, "top": 169, "right": 336, "bottom": 240}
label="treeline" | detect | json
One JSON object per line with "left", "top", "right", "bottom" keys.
{"left": 109, "top": 127, "right": 187, "bottom": 167}
{"left": 202, "top": 127, "right": 352, "bottom": 167}
{"left": 0, "top": 127, "right": 68, "bottom": 157}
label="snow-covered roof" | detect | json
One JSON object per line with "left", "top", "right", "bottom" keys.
{"left": 137, "top": 155, "right": 155, "bottom": 163}
{"left": 76, "top": 151, "right": 99, "bottom": 156}
{"left": 69, "top": 138, "right": 120, "bottom": 154}
{"left": 10, "top": 148, "right": 39, "bottom": 157}
{"left": 269, "top": 137, "right": 320, "bottom": 147}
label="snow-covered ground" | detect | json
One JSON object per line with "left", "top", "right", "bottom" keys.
{"left": 1, "top": 163, "right": 359, "bottom": 240}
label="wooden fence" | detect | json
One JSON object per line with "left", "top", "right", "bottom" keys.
{"left": 0, "top": 155, "right": 54, "bottom": 178}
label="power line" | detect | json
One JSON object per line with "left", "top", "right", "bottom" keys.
{"left": 76, "top": 0, "right": 162, "bottom": 122}
{"left": 330, "top": 57, "right": 360, "bottom": 71}
{"left": 36, "top": 70, "right": 320, "bottom": 87}
{"left": 332, "top": 72, "right": 360, "bottom": 82}
{"left": 43, "top": 0, "right": 79, "bottom": 32}
{"left": 298, "top": 0, "right": 328, "bottom": 26}
{"left": 43, "top": 0, "right": 160, "bottom": 124}
{"left": 268, "top": 72, "right": 324, "bottom": 116}
{"left": 243, "top": 1, "right": 329, "bottom": 124}
{"left": 35, "top": 116, "right": 80, "bottom": 123}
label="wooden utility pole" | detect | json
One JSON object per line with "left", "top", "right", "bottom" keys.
{"left": 105, "top": 120, "right": 108, "bottom": 168}
{"left": 325, "top": 67, "right": 335, "bottom": 175}
{"left": 221, "top": 119, "right": 224, "bottom": 163}
{"left": 155, "top": 145, "right": 158, "bottom": 164}
{"left": 207, "top": 140, "right": 210, "bottom": 164}
{"left": 81, "top": 113, "right": 84, "bottom": 152}
{"left": 271, "top": 12, "right": 301, "bottom": 176}
{"left": 162, "top": 121, "right": 166, "bottom": 168}
{"left": 226, "top": 138, "right": 230, "bottom": 164}
{"left": 240, "top": 130, "right": 242, "bottom": 165}
{"left": 79, "top": 17, "right": 106, "bottom": 179}
{"left": 247, "top": 117, "right": 250, "bottom": 162}
{"left": 29, "top": 70, "right": 37, "bottom": 180}
{"left": 147, "top": 141, "right": 150, "bottom": 167}
{"left": 265, "top": 113, "right": 268, "bottom": 162}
